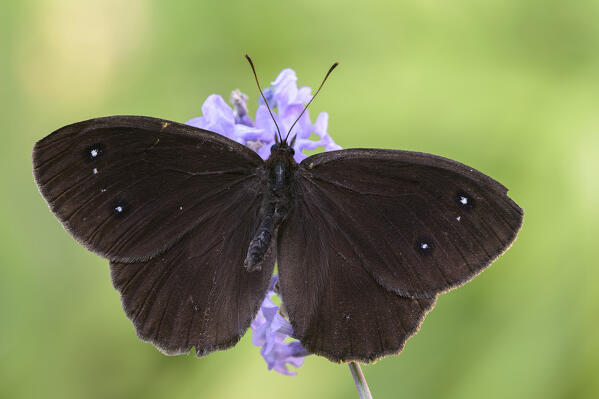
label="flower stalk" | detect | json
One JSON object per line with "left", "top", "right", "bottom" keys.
{"left": 349, "top": 362, "right": 373, "bottom": 399}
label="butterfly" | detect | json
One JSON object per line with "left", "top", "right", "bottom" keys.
{"left": 32, "top": 56, "right": 523, "bottom": 363}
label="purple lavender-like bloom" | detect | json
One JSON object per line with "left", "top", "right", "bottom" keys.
{"left": 186, "top": 68, "right": 341, "bottom": 162}
{"left": 250, "top": 275, "right": 309, "bottom": 376}
{"left": 185, "top": 68, "right": 341, "bottom": 375}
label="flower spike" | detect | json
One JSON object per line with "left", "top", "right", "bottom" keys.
{"left": 186, "top": 67, "right": 342, "bottom": 162}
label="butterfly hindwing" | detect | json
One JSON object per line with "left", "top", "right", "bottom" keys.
{"left": 110, "top": 182, "right": 275, "bottom": 356}
{"left": 277, "top": 181, "right": 436, "bottom": 362}
{"left": 277, "top": 148, "right": 522, "bottom": 362}
{"left": 32, "top": 116, "right": 264, "bottom": 262}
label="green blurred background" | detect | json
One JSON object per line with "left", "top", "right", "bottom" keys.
{"left": 2, "top": 0, "right": 598, "bottom": 398}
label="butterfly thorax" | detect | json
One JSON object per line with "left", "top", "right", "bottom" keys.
{"left": 244, "top": 143, "right": 298, "bottom": 272}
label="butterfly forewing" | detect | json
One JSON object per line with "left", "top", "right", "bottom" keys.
{"left": 295, "top": 149, "right": 523, "bottom": 298}
{"left": 32, "top": 116, "right": 264, "bottom": 262}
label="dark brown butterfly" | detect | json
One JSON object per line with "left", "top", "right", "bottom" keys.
{"left": 32, "top": 57, "right": 523, "bottom": 363}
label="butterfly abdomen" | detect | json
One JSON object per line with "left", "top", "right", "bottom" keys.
{"left": 245, "top": 145, "right": 297, "bottom": 271}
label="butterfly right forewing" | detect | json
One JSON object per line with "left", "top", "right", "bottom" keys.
{"left": 33, "top": 116, "right": 264, "bottom": 263}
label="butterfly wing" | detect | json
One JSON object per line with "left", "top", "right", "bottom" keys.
{"left": 277, "top": 148, "right": 523, "bottom": 362}
{"left": 34, "top": 116, "right": 273, "bottom": 355}
{"left": 33, "top": 116, "right": 263, "bottom": 262}
{"left": 110, "top": 190, "right": 274, "bottom": 356}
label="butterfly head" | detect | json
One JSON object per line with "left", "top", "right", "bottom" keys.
{"left": 244, "top": 54, "right": 338, "bottom": 149}
{"left": 267, "top": 141, "right": 296, "bottom": 164}
{"left": 270, "top": 142, "right": 295, "bottom": 155}
{"left": 270, "top": 143, "right": 295, "bottom": 156}
{"left": 265, "top": 141, "right": 298, "bottom": 172}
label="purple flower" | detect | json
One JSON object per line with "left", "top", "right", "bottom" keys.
{"left": 250, "top": 275, "right": 310, "bottom": 376}
{"left": 186, "top": 68, "right": 341, "bottom": 162}
{"left": 185, "top": 94, "right": 266, "bottom": 145}
{"left": 185, "top": 68, "right": 341, "bottom": 375}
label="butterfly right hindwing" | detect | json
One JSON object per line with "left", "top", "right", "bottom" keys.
{"left": 110, "top": 181, "right": 275, "bottom": 357}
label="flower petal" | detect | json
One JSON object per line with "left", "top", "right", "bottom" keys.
{"left": 313, "top": 112, "right": 329, "bottom": 138}
{"left": 186, "top": 95, "right": 236, "bottom": 139}
{"left": 230, "top": 89, "right": 254, "bottom": 127}
{"left": 256, "top": 144, "right": 272, "bottom": 160}
{"left": 250, "top": 274, "right": 308, "bottom": 375}
{"left": 272, "top": 69, "right": 300, "bottom": 112}
{"left": 296, "top": 86, "right": 312, "bottom": 104}
{"left": 295, "top": 138, "right": 323, "bottom": 151}
{"left": 281, "top": 104, "right": 313, "bottom": 140}
{"left": 272, "top": 313, "right": 295, "bottom": 337}
{"left": 232, "top": 124, "right": 269, "bottom": 143}
{"left": 257, "top": 87, "right": 276, "bottom": 108}
{"left": 254, "top": 105, "right": 280, "bottom": 142}
{"left": 185, "top": 116, "right": 205, "bottom": 129}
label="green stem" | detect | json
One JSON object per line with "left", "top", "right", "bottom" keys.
{"left": 348, "top": 362, "right": 373, "bottom": 399}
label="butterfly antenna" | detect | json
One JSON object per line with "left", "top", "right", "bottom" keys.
{"left": 284, "top": 61, "right": 339, "bottom": 143}
{"left": 244, "top": 54, "right": 283, "bottom": 142}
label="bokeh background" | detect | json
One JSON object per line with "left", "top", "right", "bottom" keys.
{"left": 2, "top": 0, "right": 598, "bottom": 398}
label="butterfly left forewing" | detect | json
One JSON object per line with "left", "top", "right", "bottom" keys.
{"left": 295, "top": 149, "right": 523, "bottom": 299}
